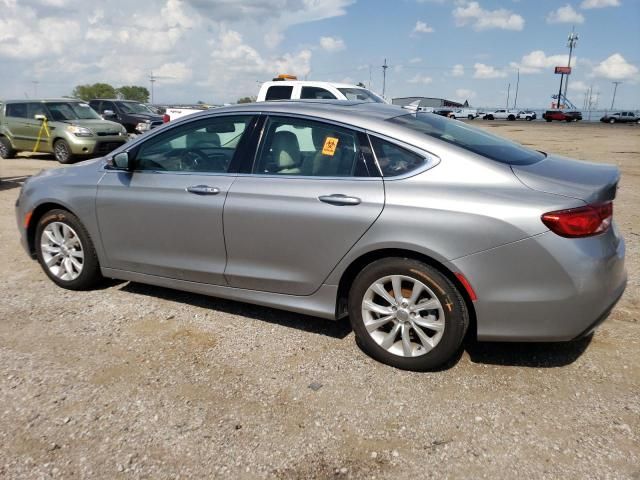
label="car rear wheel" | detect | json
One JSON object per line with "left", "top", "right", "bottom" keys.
{"left": 508, "top": 115, "right": 516, "bottom": 121}
{"left": 487, "top": 115, "right": 494, "bottom": 120}
{"left": 35, "top": 209, "right": 102, "bottom": 290}
{"left": 609, "top": 118, "right": 616, "bottom": 124}
{"left": 468, "top": 115, "right": 474, "bottom": 120}
{"left": 348, "top": 258, "right": 469, "bottom": 371}
{"left": 54, "top": 139, "right": 75, "bottom": 164}
{"left": 0, "top": 137, "right": 17, "bottom": 159}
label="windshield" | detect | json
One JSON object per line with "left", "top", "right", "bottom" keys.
{"left": 117, "top": 102, "right": 154, "bottom": 114}
{"left": 46, "top": 102, "right": 102, "bottom": 121}
{"left": 338, "top": 88, "right": 385, "bottom": 103}
{"left": 387, "top": 113, "right": 545, "bottom": 166}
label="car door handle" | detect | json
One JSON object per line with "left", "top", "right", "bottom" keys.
{"left": 318, "top": 194, "right": 361, "bottom": 206}
{"left": 186, "top": 185, "right": 220, "bottom": 195}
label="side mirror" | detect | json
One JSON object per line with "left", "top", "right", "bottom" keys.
{"left": 111, "top": 152, "right": 132, "bottom": 171}
{"left": 34, "top": 114, "right": 47, "bottom": 121}
{"left": 102, "top": 110, "right": 116, "bottom": 118}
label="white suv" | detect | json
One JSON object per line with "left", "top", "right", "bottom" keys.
{"left": 257, "top": 79, "right": 386, "bottom": 103}
{"left": 484, "top": 109, "right": 519, "bottom": 121}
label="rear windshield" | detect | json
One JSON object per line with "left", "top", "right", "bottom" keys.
{"left": 388, "top": 113, "right": 545, "bottom": 165}
{"left": 338, "top": 88, "right": 385, "bottom": 103}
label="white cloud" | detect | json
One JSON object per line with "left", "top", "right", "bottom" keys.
{"left": 568, "top": 80, "right": 589, "bottom": 93}
{"left": 452, "top": 64, "right": 464, "bottom": 76}
{"left": 473, "top": 63, "right": 507, "bottom": 79}
{"left": 580, "top": 0, "right": 620, "bottom": 8}
{"left": 409, "top": 57, "right": 422, "bottom": 64}
{"left": 408, "top": 74, "right": 433, "bottom": 84}
{"left": 546, "top": 5, "right": 585, "bottom": 24}
{"left": 154, "top": 62, "right": 193, "bottom": 84}
{"left": 455, "top": 88, "right": 476, "bottom": 102}
{"left": 592, "top": 53, "right": 639, "bottom": 81}
{"left": 453, "top": 1, "right": 524, "bottom": 31}
{"left": 319, "top": 36, "right": 345, "bottom": 52}
{"left": 413, "top": 21, "right": 434, "bottom": 34}
{"left": 510, "top": 50, "right": 572, "bottom": 74}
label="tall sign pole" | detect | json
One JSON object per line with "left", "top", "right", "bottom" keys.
{"left": 610, "top": 81, "right": 621, "bottom": 110}
{"left": 563, "top": 28, "right": 579, "bottom": 101}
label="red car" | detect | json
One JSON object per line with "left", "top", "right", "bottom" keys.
{"left": 543, "top": 110, "right": 583, "bottom": 122}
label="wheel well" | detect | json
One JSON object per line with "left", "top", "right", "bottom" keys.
{"left": 26, "top": 203, "right": 71, "bottom": 255}
{"left": 336, "top": 248, "right": 477, "bottom": 338}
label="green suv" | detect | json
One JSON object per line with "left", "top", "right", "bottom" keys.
{"left": 0, "top": 99, "right": 128, "bottom": 163}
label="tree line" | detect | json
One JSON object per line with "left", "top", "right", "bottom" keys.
{"left": 72, "top": 83, "right": 150, "bottom": 103}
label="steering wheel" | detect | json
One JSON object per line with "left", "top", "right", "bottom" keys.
{"left": 180, "top": 149, "right": 208, "bottom": 171}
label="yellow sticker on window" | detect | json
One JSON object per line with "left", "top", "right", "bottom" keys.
{"left": 322, "top": 137, "right": 339, "bottom": 156}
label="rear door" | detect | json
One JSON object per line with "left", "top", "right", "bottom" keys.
{"left": 96, "top": 114, "right": 256, "bottom": 284}
{"left": 223, "top": 115, "right": 384, "bottom": 295}
{"left": 4, "top": 103, "right": 31, "bottom": 150}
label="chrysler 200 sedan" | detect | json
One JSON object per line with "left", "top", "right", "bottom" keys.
{"left": 15, "top": 101, "right": 627, "bottom": 371}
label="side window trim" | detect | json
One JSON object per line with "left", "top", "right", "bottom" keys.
{"left": 366, "top": 131, "right": 440, "bottom": 180}
{"left": 247, "top": 114, "right": 379, "bottom": 178}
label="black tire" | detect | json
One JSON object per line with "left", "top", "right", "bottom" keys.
{"left": 35, "top": 209, "right": 102, "bottom": 290}
{"left": 526, "top": 116, "right": 533, "bottom": 121}
{"left": 53, "top": 139, "right": 75, "bottom": 164}
{"left": 508, "top": 115, "right": 516, "bottom": 121}
{"left": 609, "top": 118, "right": 615, "bottom": 124}
{"left": 487, "top": 115, "right": 494, "bottom": 120}
{"left": 0, "top": 136, "right": 17, "bottom": 159}
{"left": 468, "top": 115, "right": 474, "bottom": 120}
{"left": 348, "top": 258, "right": 469, "bottom": 371}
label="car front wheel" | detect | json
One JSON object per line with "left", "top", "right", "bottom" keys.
{"left": 35, "top": 209, "right": 102, "bottom": 290}
{"left": 609, "top": 118, "right": 616, "bottom": 124}
{"left": 348, "top": 258, "right": 469, "bottom": 371}
{"left": 54, "top": 139, "right": 75, "bottom": 164}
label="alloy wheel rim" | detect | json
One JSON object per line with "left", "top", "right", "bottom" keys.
{"left": 41, "top": 222, "right": 84, "bottom": 281}
{"left": 55, "top": 143, "right": 69, "bottom": 161}
{"left": 361, "top": 275, "right": 445, "bottom": 358}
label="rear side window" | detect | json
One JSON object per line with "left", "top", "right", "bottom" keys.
{"left": 370, "top": 137, "right": 428, "bottom": 177}
{"left": 388, "top": 113, "right": 545, "bottom": 166}
{"left": 265, "top": 86, "right": 293, "bottom": 101}
{"left": 27, "top": 103, "right": 48, "bottom": 118}
{"left": 300, "top": 87, "right": 337, "bottom": 100}
{"left": 6, "top": 103, "right": 28, "bottom": 118}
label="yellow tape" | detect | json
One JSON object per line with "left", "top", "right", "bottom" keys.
{"left": 33, "top": 118, "right": 50, "bottom": 153}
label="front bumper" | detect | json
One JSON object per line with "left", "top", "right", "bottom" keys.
{"left": 67, "top": 135, "right": 127, "bottom": 156}
{"left": 450, "top": 226, "right": 627, "bottom": 341}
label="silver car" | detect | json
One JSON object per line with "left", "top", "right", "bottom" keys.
{"left": 15, "top": 101, "right": 627, "bottom": 370}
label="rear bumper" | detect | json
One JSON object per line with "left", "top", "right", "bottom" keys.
{"left": 450, "top": 226, "right": 627, "bottom": 341}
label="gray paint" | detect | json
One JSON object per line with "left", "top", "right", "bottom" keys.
{"left": 15, "top": 100, "right": 627, "bottom": 342}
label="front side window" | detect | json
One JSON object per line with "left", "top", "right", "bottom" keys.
{"left": 300, "top": 87, "right": 337, "bottom": 100}
{"left": 46, "top": 102, "right": 102, "bottom": 121}
{"left": 6, "top": 103, "right": 28, "bottom": 118}
{"left": 134, "top": 115, "right": 252, "bottom": 173}
{"left": 253, "top": 117, "right": 368, "bottom": 177}
{"left": 27, "top": 103, "right": 48, "bottom": 119}
{"left": 265, "top": 86, "right": 293, "bottom": 101}
{"left": 387, "top": 112, "right": 545, "bottom": 166}
{"left": 118, "top": 102, "right": 153, "bottom": 114}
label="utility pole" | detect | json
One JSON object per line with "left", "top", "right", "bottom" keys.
{"left": 506, "top": 83, "right": 511, "bottom": 109}
{"left": 513, "top": 68, "right": 520, "bottom": 109}
{"left": 610, "top": 81, "right": 621, "bottom": 110}
{"left": 381, "top": 59, "right": 389, "bottom": 99}
{"left": 368, "top": 65, "right": 372, "bottom": 89}
{"left": 32, "top": 80, "right": 39, "bottom": 97}
{"left": 563, "top": 27, "right": 579, "bottom": 101}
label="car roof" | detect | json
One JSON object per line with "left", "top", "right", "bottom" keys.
{"left": 1, "top": 98, "right": 85, "bottom": 104}
{"left": 91, "top": 99, "right": 141, "bottom": 102}
{"left": 186, "top": 100, "right": 407, "bottom": 131}
{"left": 262, "top": 81, "right": 367, "bottom": 89}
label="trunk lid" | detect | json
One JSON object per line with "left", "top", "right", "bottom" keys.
{"left": 511, "top": 154, "right": 619, "bottom": 204}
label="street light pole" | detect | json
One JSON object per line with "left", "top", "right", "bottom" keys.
{"left": 381, "top": 59, "right": 388, "bottom": 98}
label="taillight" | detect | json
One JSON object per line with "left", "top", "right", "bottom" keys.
{"left": 542, "top": 202, "right": 613, "bottom": 238}
{"left": 162, "top": 114, "right": 170, "bottom": 123}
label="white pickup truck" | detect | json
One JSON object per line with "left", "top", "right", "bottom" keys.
{"left": 483, "top": 109, "right": 519, "bottom": 121}
{"left": 257, "top": 76, "right": 386, "bottom": 103}
{"left": 448, "top": 108, "right": 479, "bottom": 120}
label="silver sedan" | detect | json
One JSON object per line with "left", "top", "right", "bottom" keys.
{"left": 14, "top": 101, "right": 627, "bottom": 370}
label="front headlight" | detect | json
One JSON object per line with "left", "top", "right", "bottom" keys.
{"left": 66, "top": 125, "right": 93, "bottom": 137}
{"left": 136, "top": 122, "right": 151, "bottom": 132}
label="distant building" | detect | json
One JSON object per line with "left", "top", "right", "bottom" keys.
{"left": 392, "top": 96, "right": 465, "bottom": 109}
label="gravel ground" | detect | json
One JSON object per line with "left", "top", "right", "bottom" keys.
{"left": 1, "top": 121, "right": 639, "bottom": 479}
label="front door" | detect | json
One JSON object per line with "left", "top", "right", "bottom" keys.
{"left": 96, "top": 114, "right": 255, "bottom": 284}
{"left": 223, "top": 115, "right": 384, "bottom": 296}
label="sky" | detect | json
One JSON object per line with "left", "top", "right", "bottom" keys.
{"left": 1, "top": 0, "right": 639, "bottom": 109}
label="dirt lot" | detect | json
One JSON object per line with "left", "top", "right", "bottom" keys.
{"left": 1, "top": 121, "right": 639, "bottom": 479}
